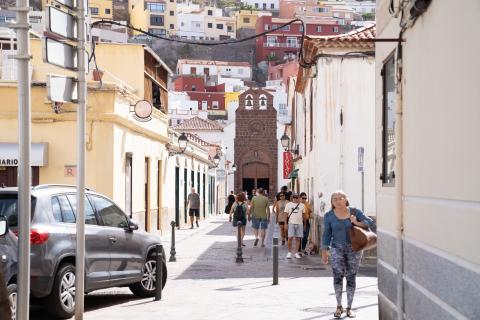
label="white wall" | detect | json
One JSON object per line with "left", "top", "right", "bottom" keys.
{"left": 241, "top": 0, "right": 279, "bottom": 10}
{"left": 217, "top": 65, "right": 252, "bottom": 80}
{"left": 177, "top": 13, "right": 205, "bottom": 39}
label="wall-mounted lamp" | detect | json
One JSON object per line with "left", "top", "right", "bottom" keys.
{"left": 231, "top": 164, "right": 237, "bottom": 172}
{"left": 166, "top": 132, "right": 188, "bottom": 157}
{"left": 213, "top": 154, "right": 221, "bottom": 167}
{"left": 280, "top": 133, "right": 299, "bottom": 156}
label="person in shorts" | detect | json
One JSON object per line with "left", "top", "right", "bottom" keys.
{"left": 249, "top": 188, "right": 270, "bottom": 247}
{"left": 229, "top": 192, "right": 248, "bottom": 246}
{"left": 187, "top": 188, "right": 200, "bottom": 229}
{"left": 284, "top": 193, "right": 305, "bottom": 259}
{"left": 274, "top": 193, "right": 289, "bottom": 245}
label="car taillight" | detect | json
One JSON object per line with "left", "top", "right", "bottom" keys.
{"left": 30, "top": 230, "right": 49, "bottom": 245}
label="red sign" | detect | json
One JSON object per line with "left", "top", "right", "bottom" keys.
{"left": 283, "top": 152, "right": 293, "bottom": 179}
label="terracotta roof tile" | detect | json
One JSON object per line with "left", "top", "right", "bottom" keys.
{"left": 184, "top": 133, "right": 220, "bottom": 147}
{"left": 172, "top": 116, "right": 224, "bottom": 131}
{"left": 305, "top": 23, "right": 376, "bottom": 49}
{"left": 177, "top": 59, "right": 251, "bottom": 68}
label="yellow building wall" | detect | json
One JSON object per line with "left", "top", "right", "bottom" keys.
{"left": 224, "top": 92, "right": 239, "bottom": 109}
{"left": 89, "top": 0, "right": 114, "bottom": 20}
{"left": 165, "top": 0, "right": 177, "bottom": 35}
{"left": 129, "top": 0, "right": 150, "bottom": 35}
{"left": 236, "top": 10, "right": 259, "bottom": 29}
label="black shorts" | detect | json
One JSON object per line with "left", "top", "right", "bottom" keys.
{"left": 189, "top": 208, "right": 200, "bottom": 217}
{"left": 278, "top": 221, "right": 285, "bottom": 226}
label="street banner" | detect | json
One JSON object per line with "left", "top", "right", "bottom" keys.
{"left": 283, "top": 151, "right": 293, "bottom": 179}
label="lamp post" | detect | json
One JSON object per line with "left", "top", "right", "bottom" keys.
{"left": 168, "top": 132, "right": 188, "bottom": 157}
{"left": 280, "top": 133, "right": 299, "bottom": 155}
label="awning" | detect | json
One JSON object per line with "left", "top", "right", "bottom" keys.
{"left": 288, "top": 168, "right": 299, "bottom": 179}
{"left": 0, "top": 143, "right": 49, "bottom": 166}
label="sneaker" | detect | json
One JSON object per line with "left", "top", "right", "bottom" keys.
{"left": 190, "top": 225, "right": 194, "bottom": 229}
{"left": 254, "top": 239, "right": 259, "bottom": 247}
{"left": 295, "top": 252, "right": 302, "bottom": 259}
{"left": 346, "top": 308, "right": 356, "bottom": 318}
{"left": 286, "top": 252, "right": 292, "bottom": 259}
{"left": 196, "top": 221, "right": 199, "bottom": 228}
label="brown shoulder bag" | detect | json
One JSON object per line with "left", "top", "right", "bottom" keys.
{"left": 349, "top": 208, "right": 377, "bottom": 252}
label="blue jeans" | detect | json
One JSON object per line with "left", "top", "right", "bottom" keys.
{"left": 301, "top": 220, "right": 310, "bottom": 250}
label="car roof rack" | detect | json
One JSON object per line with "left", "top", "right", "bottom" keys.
{"left": 33, "top": 184, "right": 94, "bottom": 191}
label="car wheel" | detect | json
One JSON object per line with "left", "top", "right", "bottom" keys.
{"left": 129, "top": 256, "right": 167, "bottom": 298}
{"left": 44, "top": 263, "right": 76, "bottom": 319}
{"left": 7, "top": 283, "right": 17, "bottom": 320}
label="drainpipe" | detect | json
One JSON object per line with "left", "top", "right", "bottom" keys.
{"left": 395, "top": 42, "right": 405, "bottom": 320}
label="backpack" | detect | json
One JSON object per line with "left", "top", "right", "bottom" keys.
{"left": 233, "top": 202, "right": 244, "bottom": 220}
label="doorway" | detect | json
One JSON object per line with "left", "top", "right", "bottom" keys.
{"left": 0, "top": 166, "right": 39, "bottom": 187}
{"left": 257, "top": 178, "right": 269, "bottom": 194}
{"left": 125, "top": 154, "right": 132, "bottom": 218}
{"left": 184, "top": 168, "right": 188, "bottom": 224}
{"left": 242, "top": 178, "right": 255, "bottom": 195}
{"left": 175, "top": 166, "right": 180, "bottom": 227}
{"left": 241, "top": 162, "right": 270, "bottom": 195}
{"left": 157, "top": 160, "right": 162, "bottom": 230}
{"left": 144, "top": 158, "right": 150, "bottom": 231}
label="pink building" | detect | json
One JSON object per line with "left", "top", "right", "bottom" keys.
{"left": 267, "top": 59, "right": 299, "bottom": 88}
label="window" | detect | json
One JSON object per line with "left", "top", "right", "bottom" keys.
{"left": 66, "top": 194, "right": 98, "bottom": 225}
{"left": 92, "top": 196, "right": 129, "bottom": 228}
{"left": 299, "top": 24, "right": 303, "bottom": 32}
{"left": 316, "top": 26, "right": 322, "bottom": 32}
{"left": 243, "top": 17, "right": 250, "bottom": 23}
{"left": 149, "top": 28, "right": 166, "bottom": 35}
{"left": 270, "top": 3, "right": 274, "bottom": 9}
{"left": 286, "top": 37, "right": 297, "bottom": 47}
{"left": 333, "top": 12, "right": 340, "bottom": 18}
{"left": 190, "top": 67, "right": 197, "bottom": 74}
{"left": 281, "top": 25, "right": 290, "bottom": 31}
{"left": 264, "top": 24, "right": 269, "bottom": 31}
{"left": 51, "top": 197, "right": 62, "bottom": 222}
{"left": 212, "top": 101, "right": 219, "bottom": 109}
{"left": 216, "top": 23, "right": 223, "bottom": 29}
{"left": 191, "top": 85, "right": 196, "bottom": 91}
{"left": 245, "top": 94, "right": 253, "bottom": 109}
{"left": 333, "top": 26, "right": 339, "bottom": 32}
{"left": 345, "top": 13, "right": 351, "bottom": 19}
{"left": 146, "top": 2, "right": 165, "bottom": 12}
{"left": 382, "top": 55, "right": 396, "bottom": 186}
{"left": 57, "top": 195, "right": 76, "bottom": 223}
{"left": 314, "top": 7, "right": 328, "bottom": 13}
{"left": 105, "top": 8, "right": 111, "bottom": 14}
{"left": 263, "top": 3, "right": 266, "bottom": 9}
{"left": 150, "top": 15, "right": 164, "bottom": 26}
{"left": 259, "top": 94, "right": 267, "bottom": 109}
{"left": 255, "top": 3, "right": 258, "bottom": 8}
{"left": 227, "top": 25, "right": 233, "bottom": 32}
{"left": 180, "top": 22, "right": 184, "bottom": 27}
{"left": 208, "top": 9, "right": 213, "bottom": 15}
{"left": 208, "top": 22, "right": 213, "bottom": 28}
{"left": 170, "top": 24, "right": 174, "bottom": 29}
{"left": 195, "top": 22, "right": 201, "bottom": 28}
{"left": 266, "top": 36, "right": 277, "bottom": 46}
{"left": 90, "top": 7, "right": 99, "bottom": 15}
{"left": 170, "top": 10, "right": 174, "bottom": 16}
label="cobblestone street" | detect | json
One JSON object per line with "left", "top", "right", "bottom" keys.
{"left": 31, "top": 215, "right": 378, "bottom": 320}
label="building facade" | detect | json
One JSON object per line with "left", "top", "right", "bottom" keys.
{"left": 234, "top": 88, "right": 278, "bottom": 199}
{"left": 375, "top": 1, "right": 480, "bottom": 319}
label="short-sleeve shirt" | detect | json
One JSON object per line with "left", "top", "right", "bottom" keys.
{"left": 187, "top": 193, "right": 200, "bottom": 209}
{"left": 251, "top": 195, "right": 269, "bottom": 219}
{"left": 284, "top": 202, "right": 305, "bottom": 225}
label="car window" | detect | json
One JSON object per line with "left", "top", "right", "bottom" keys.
{"left": 0, "top": 194, "right": 36, "bottom": 228}
{"left": 91, "top": 196, "right": 128, "bottom": 229}
{"left": 57, "top": 195, "right": 76, "bottom": 223}
{"left": 66, "top": 194, "right": 98, "bottom": 225}
{"left": 51, "top": 197, "right": 62, "bottom": 222}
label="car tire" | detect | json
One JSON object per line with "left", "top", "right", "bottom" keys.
{"left": 129, "top": 256, "right": 167, "bottom": 298}
{"left": 44, "top": 263, "right": 76, "bottom": 319}
{"left": 7, "top": 283, "right": 17, "bottom": 320}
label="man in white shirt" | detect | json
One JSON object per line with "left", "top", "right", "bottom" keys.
{"left": 283, "top": 193, "right": 305, "bottom": 259}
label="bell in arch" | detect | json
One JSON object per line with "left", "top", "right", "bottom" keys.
{"left": 260, "top": 97, "right": 266, "bottom": 107}
{"left": 246, "top": 99, "right": 253, "bottom": 107}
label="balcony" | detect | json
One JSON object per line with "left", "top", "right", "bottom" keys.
{"left": 263, "top": 42, "right": 301, "bottom": 48}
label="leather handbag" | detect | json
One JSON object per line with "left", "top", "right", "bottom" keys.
{"left": 349, "top": 209, "right": 377, "bottom": 252}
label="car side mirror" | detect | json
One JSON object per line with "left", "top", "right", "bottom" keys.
{"left": 0, "top": 216, "right": 8, "bottom": 236}
{"left": 128, "top": 219, "right": 139, "bottom": 231}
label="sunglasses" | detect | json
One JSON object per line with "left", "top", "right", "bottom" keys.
{"left": 292, "top": 196, "right": 299, "bottom": 199}
{"left": 301, "top": 197, "right": 307, "bottom": 200}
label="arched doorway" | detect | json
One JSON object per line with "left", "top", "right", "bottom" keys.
{"left": 242, "top": 162, "right": 270, "bottom": 196}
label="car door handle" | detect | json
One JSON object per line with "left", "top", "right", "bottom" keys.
{"left": 108, "top": 236, "right": 117, "bottom": 243}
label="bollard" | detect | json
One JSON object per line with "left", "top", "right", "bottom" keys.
{"left": 235, "top": 221, "right": 244, "bottom": 263}
{"left": 154, "top": 244, "right": 163, "bottom": 301}
{"left": 169, "top": 221, "right": 177, "bottom": 262}
{"left": 273, "top": 237, "right": 279, "bottom": 285}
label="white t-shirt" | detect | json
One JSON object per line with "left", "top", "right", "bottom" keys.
{"left": 284, "top": 202, "right": 305, "bottom": 225}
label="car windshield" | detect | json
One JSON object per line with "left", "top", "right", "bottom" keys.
{"left": 0, "top": 194, "right": 36, "bottom": 228}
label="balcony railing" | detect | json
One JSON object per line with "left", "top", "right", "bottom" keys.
{"left": 263, "top": 42, "right": 301, "bottom": 48}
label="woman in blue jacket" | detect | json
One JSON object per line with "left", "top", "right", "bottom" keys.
{"left": 321, "top": 190, "right": 373, "bottom": 318}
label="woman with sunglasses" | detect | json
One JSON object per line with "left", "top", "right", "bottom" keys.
{"left": 273, "top": 193, "right": 288, "bottom": 245}
{"left": 321, "top": 190, "right": 373, "bottom": 318}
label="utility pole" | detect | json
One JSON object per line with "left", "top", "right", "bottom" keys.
{"left": 44, "top": 0, "right": 88, "bottom": 318}
{"left": 9, "top": 0, "right": 32, "bottom": 319}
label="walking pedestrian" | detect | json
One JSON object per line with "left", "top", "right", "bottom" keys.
{"left": 249, "top": 188, "right": 270, "bottom": 247}
{"left": 284, "top": 193, "right": 305, "bottom": 259}
{"left": 300, "top": 192, "right": 312, "bottom": 254}
{"left": 276, "top": 185, "right": 292, "bottom": 201}
{"left": 248, "top": 188, "right": 256, "bottom": 202}
{"left": 187, "top": 188, "right": 201, "bottom": 229}
{"left": 321, "top": 190, "right": 374, "bottom": 318}
{"left": 228, "top": 192, "right": 248, "bottom": 246}
{"left": 225, "top": 191, "right": 235, "bottom": 214}
{"left": 273, "top": 192, "right": 288, "bottom": 245}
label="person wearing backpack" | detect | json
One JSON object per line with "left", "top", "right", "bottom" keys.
{"left": 229, "top": 192, "right": 248, "bottom": 246}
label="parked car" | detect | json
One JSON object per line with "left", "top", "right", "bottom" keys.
{"left": 0, "top": 216, "right": 17, "bottom": 319}
{"left": 0, "top": 185, "right": 167, "bottom": 319}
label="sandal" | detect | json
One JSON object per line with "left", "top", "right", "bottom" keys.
{"left": 346, "top": 308, "right": 356, "bottom": 318}
{"left": 334, "top": 306, "right": 343, "bottom": 318}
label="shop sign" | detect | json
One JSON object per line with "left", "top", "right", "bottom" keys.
{"left": 0, "top": 159, "right": 19, "bottom": 166}
{"left": 283, "top": 151, "right": 292, "bottom": 179}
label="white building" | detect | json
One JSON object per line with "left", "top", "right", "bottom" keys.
{"left": 168, "top": 91, "right": 208, "bottom": 126}
{"left": 241, "top": 0, "right": 279, "bottom": 11}
{"left": 375, "top": 1, "right": 480, "bottom": 319}
{"left": 345, "top": 0, "right": 376, "bottom": 14}
{"left": 289, "top": 25, "right": 376, "bottom": 241}
{"left": 177, "top": 10, "right": 206, "bottom": 40}
{"left": 176, "top": 59, "right": 252, "bottom": 81}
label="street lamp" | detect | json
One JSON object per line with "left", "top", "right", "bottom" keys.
{"left": 231, "top": 164, "right": 237, "bottom": 172}
{"left": 280, "top": 133, "right": 299, "bottom": 156}
{"left": 167, "top": 132, "right": 189, "bottom": 157}
{"left": 213, "top": 154, "right": 221, "bottom": 167}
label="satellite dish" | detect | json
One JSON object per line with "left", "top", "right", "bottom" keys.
{"left": 133, "top": 100, "right": 153, "bottom": 122}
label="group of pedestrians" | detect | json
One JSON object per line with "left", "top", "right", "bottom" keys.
{"left": 226, "top": 187, "right": 375, "bottom": 318}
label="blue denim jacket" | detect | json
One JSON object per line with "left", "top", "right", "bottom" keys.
{"left": 321, "top": 207, "right": 373, "bottom": 250}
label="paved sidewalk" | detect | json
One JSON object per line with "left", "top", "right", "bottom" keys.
{"left": 32, "top": 214, "right": 379, "bottom": 320}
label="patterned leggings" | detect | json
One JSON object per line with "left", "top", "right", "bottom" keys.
{"left": 330, "top": 245, "right": 362, "bottom": 308}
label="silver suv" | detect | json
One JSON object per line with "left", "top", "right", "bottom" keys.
{"left": 0, "top": 185, "right": 167, "bottom": 319}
